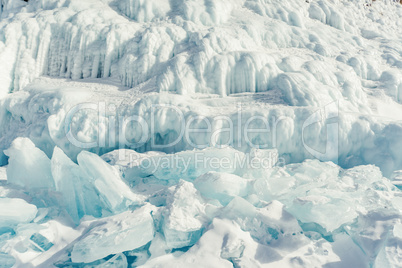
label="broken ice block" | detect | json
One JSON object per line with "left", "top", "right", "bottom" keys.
{"left": 77, "top": 151, "right": 141, "bottom": 212}
{"left": 162, "top": 180, "right": 208, "bottom": 249}
{"left": 124, "top": 147, "right": 245, "bottom": 181}
{"left": 51, "top": 147, "right": 102, "bottom": 223}
{"left": 194, "top": 172, "right": 248, "bottom": 204}
{"left": 0, "top": 198, "right": 37, "bottom": 227}
{"left": 4, "top": 138, "right": 54, "bottom": 189}
{"left": 71, "top": 205, "right": 155, "bottom": 263}
{"left": 0, "top": 253, "right": 15, "bottom": 268}
{"left": 30, "top": 233, "right": 53, "bottom": 252}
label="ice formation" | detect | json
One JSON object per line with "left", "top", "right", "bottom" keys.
{"left": 0, "top": 0, "right": 401, "bottom": 267}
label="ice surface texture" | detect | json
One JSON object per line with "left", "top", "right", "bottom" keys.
{"left": 0, "top": 0, "right": 402, "bottom": 267}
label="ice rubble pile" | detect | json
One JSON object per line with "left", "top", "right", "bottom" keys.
{"left": 0, "top": 137, "right": 401, "bottom": 267}
{"left": 0, "top": 0, "right": 401, "bottom": 267}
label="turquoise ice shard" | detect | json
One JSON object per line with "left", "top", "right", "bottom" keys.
{"left": 51, "top": 147, "right": 102, "bottom": 223}
{"left": 30, "top": 233, "right": 54, "bottom": 252}
{"left": 77, "top": 150, "right": 142, "bottom": 213}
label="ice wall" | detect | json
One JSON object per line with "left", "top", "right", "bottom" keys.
{"left": 0, "top": 0, "right": 401, "bottom": 100}
{"left": 2, "top": 79, "right": 402, "bottom": 176}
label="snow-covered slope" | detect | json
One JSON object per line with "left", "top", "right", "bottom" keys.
{"left": 0, "top": 0, "right": 402, "bottom": 267}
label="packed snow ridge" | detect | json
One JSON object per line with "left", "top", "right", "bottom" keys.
{"left": 0, "top": 0, "right": 402, "bottom": 267}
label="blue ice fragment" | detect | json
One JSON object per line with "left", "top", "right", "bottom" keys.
{"left": 30, "top": 233, "right": 53, "bottom": 252}
{"left": 0, "top": 253, "right": 15, "bottom": 268}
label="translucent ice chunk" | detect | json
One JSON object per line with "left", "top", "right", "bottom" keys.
{"left": 77, "top": 151, "right": 142, "bottom": 212}
{"left": 288, "top": 195, "right": 358, "bottom": 233}
{"left": 95, "top": 253, "right": 128, "bottom": 268}
{"left": 194, "top": 172, "right": 248, "bottom": 204}
{"left": 71, "top": 205, "right": 155, "bottom": 263}
{"left": 221, "top": 197, "right": 305, "bottom": 247}
{"left": 0, "top": 198, "right": 37, "bottom": 227}
{"left": 0, "top": 253, "right": 15, "bottom": 268}
{"left": 51, "top": 147, "right": 102, "bottom": 223}
{"left": 30, "top": 233, "right": 53, "bottom": 252}
{"left": 162, "top": 180, "right": 208, "bottom": 249}
{"left": 4, "top": 138, "right": 54, "bottom": 189}
{"left": 124, "top": 147, "right": 245, "bottom": 182}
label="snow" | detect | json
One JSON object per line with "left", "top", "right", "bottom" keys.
{"left": 0, "top": 0, "right": 401, "bottom": 267}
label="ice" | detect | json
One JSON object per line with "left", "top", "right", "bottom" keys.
{"left": 71, "top": 205, "right": 155, "bottom": 263}
{"left": 254, "top": 161, "right": 399, "bottom": 233}
{"left": 0, "top": 0, "right": 401, "bottom": 267}
{"left": 346, "top": 209, "right": 402, "bottom": 266}
{"left": 3, "top": 81, "right": 402, "bottom": 176}
{"left": 101, "top": 254, "right": 128, "bottom": 268}
{"left": 118, "top": 0, "right": 170, "bottom": 23}
{"left": 142, "top": 219, "right": 238, "bottom": 268}
{"left": 51, "top": 147, "right": 102, "bottom": 223}
{"left": 0, "top": 253, "right": 15, "bottom": 268}
{"left": 30, "top": 233, "right": 53, "bottom": 252}
{"left": 393, "top": 223, "right": 402, "bottom": 239}
{"left": 0, "top": 0, "right": 399, "bottom": 104}
{"left": 221, "top": 198, "right": 306, "bottom": 247}
{"left": 0, "top": 198, "right": 37, "bottom": 227}
{"left": 77, "top": 151, "right": 142, "bottom": 213}
{"left": 148, "top": 233, "right": 169, "bottom": 259}
{"left": 4, "top": 138, "right": 53, "bottom": 189}
{"left": 124, "top": 147, "right": 245, "bottom": 182}
{"left": 162, "top": 180, "right": 209, "bottom": 249}
{"left": 194, "top": 172, "right": 248, "bottom": 205}
{"left": 0, "top": 0, "right": 26, "bottom": 17}
{"left": 0, "top": 139, "right": 401, "bottom": 266}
